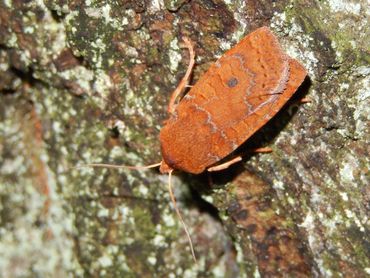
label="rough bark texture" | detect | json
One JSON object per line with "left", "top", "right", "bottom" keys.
{"left": 0, "top": 0, "right": 368, "bottom": 277}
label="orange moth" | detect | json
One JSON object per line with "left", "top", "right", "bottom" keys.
{"left": 86, "top": 27, "right": 307, "bottom": 261}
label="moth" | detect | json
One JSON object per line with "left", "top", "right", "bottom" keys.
{"left": 87, "top": 27, "right": 307, "bottom": 261}
{"left": 159, "top": 27, "right": 307, "bottom": 174}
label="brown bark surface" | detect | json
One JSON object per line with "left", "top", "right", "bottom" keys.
{"left": 0, "top": 0, "right": 369, "bottom": 277}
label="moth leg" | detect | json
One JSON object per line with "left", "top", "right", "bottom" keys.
{"left": 289, "top": 97, "right": 311, "bottom": 105}
{"left": 249, "top": 147, "right": 273, "bottom": 153}
{"left": 207, "top": 147, "right": 273, "bottom": 172}
{"left": 298, "top": 97, "right": 311, "bottom": 103}
{"left": 287, "top": 97, "right": 311, "bottom": 115}
{"left": 168, "top": 37, "right": 195, "bottom": 115}
{"left": 207, "top": 156, "right": 242, "bottom": 172}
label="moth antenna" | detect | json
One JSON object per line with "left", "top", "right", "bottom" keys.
{"left": 76, "top": 162, "right": 162, "bottom": 170}
{"left": 80, "top": 162, "right": 197, "bottom": 261}
{"left": 168, "top": 170, "right": 197, "bottom": 263}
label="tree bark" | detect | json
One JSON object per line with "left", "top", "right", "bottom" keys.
{"left": 0, "top": 0, "right": 368, "bottom": 277}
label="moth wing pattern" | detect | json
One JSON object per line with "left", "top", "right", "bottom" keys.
{"left": 160, "top": 27, "right": 307, "bottom": 174}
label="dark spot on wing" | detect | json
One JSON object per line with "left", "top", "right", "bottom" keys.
{"left": 227, "top": 77, "right": 238, "bottom": 88}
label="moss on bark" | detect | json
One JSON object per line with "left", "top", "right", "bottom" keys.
{"left": 0, "top": 0, "right": 368, "bottom": 276}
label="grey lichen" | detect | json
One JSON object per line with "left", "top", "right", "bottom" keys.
{"left": 1, "top": 0, "right": 369, "bottom": 276}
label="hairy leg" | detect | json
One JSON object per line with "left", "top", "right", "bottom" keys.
{"left": 168, "top": 37, "right": 195, "bottom": 115}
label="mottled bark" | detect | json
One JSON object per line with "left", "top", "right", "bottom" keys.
{"left": 0, "top": 0, "right": 368, "bottom": 277}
